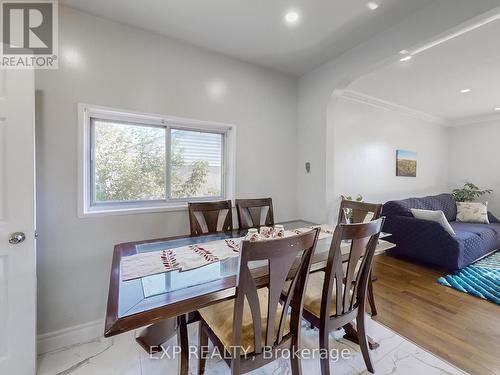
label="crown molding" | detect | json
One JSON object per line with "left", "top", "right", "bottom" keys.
{"left": 334, "top": 89, "right": 448, "bottom": 126}
{"left": 452, "top": 112, "right": 500, "bottom": 127}
{"left": 406, "top": 7, "right": 500, "bottom": 57}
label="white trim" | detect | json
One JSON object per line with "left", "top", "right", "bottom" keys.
{"left": 77, "top": 103, "right": 89, "bottom": 219}
{"left": 78, "top": 201, "right": 189, "bottom": 218}
{"left": 37, "top": 319, "right": 104, "bottom": 355}
{"left": 78, "top": 104, "right": 236, "bottom": 217}
{"left": 451, "top": 112, "right": 500, "bottom": 127}
{"left": 379, "top": 8, "right": 500, "bottom": 127}
{"left": 80, "top": 103, "right": 235, "bottom": 131}
{"left": 224, "top": 125, "right": 237, "bottom": 206}
{"left": 334, "top": 89, "right": 448, "bottom": 125}
{"left": 333, "top": 89, "right": 500, "bottom": 128}
{"left": 404, "top": 7, "right": 500, "bottom": 58}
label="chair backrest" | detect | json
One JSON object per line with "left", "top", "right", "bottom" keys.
{"left": 322, "top": 219, "right": 384, "bottom": 318}
{"left": 231, "top": 229, "right": 320, "bottom": 356}
{"left": 338, "top": 200, "right": 383, "bottom": 224}
{"left": 188, "top": 200, "right": 233, "bottom": 236}
{"left": 235, "top": 198, "right": 274, "bottom": 229}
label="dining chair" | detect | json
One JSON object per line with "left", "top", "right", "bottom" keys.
{"left": 288, "top": 219, "right": 384, "bottom": 375}
{"left": 338, "top": 200, "right": 382, "bottom": 226}
{"left": 338, "top": 200, "right": 383, "bottom": 316}
{"left": 235, "top": 198, "right": 274, "bottom": 229}
{"left": 188, "top": 200, "right": 233, "bottom": 236}
{"left": 197, "top": 229, "right": 320, "bottom": 375}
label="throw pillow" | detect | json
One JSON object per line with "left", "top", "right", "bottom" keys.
{"left": 410, "top": 208, "right": 456, "bottom": 236}
{"left": 456, "top": 202, "right": 489, "bottom": 224}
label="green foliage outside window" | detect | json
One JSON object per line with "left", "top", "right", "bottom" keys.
{"left": 94, "top": 122, "right": 211, "bottom": 202}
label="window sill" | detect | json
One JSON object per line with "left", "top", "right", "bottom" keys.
{"left": 79, "top": 203, "right": 190, "bottom": 218}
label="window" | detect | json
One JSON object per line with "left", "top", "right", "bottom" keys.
{"left": 79, "top": 105, "right": 235, "bottom": 216}
{"left": 169, "top": 129, "right": 224, "bottom": 199}
{"left": 93, "top": 120, "right": 167, "bottom": 203}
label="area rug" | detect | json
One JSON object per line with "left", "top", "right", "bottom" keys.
{"left": 437, "top": 251, "right": 500, "bottom": 305}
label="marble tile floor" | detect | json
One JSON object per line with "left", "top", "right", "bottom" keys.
{"left": 37, "top": 318, "right": 467, "bottom": 375}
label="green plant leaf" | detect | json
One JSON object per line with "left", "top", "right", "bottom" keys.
{"left": 452, "top": 183, "right": 492, "bottom": 202}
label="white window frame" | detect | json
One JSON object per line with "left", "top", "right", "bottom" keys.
{"left": 78, "top": 104, "right": 236, "bottom": 217}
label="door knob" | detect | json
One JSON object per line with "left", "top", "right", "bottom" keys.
{"left": 9, "top": 232, "right": 25, "bottom": 244}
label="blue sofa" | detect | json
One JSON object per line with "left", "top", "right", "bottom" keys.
{"left": 382, "top": 193, "right": 500, "bottom": 270}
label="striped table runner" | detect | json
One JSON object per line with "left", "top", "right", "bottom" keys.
{"left": 121, "top": 226, "right": 334, "bottom": 281}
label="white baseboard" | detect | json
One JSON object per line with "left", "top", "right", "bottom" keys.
{"left": 37, "top": 319, "right": 104, "bottom": 355}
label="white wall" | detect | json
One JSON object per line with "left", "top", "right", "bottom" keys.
{"left": 35, "top": 0, "right": 500, "bottom": 343}
{"left": 448, "top": 121, "right": 500, "bottom": 216}
{"left": 296, "top": 0, "right": 500, "bottom": 224}
{"left": 35, "top": 6, "right": 298, "bottom": 335}
{"left": 328, "top": 97, "right": 449, "bottom": 221}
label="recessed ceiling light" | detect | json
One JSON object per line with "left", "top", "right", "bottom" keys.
{"left": 400, "top": 55, "right": 412, "bottom": 62}
{"left": 460, "top": 88, "right": 471, "bottom": 94}
{"left": 367, "top": 2, "right": 379, "bottom": 10}
{"left": 284, "top": 10, "right": 300, "bottom": 24}
{"left": 495, "top": 107, "right": 500, "bottom": 111}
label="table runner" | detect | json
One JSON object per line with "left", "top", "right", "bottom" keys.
{"left": 121, "top": 226, "right": 334, "bottom": 281}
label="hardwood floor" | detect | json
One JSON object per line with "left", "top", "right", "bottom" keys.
{"left": 371, "top": 254, "right": 500, "bottom": 375}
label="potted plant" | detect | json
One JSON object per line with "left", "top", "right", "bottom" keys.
{"left": 452, "top": 182, "right": 492, "bottom": 202}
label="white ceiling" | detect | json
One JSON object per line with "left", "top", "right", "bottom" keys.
{"left": 60, "top": 0, "right": 436, "bottom": 76}
{"left": 349, "top": 17, "right": 500, "bottom": 124}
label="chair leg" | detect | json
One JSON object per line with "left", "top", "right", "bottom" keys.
{"left": 177, "top": 315, "right": 189, "bottom": 375}
{"left": 319, "top": 326, "right": 330, "bottom": 375}
{"left": 367, "top": 276, "right": 378, "bottom": 317}
{"left": 198, "top": 322, "right": 208, "bottom": 375}
{"left": 356, "top": 314, "right": 374, "bottom": 373}
{"left": 290, "top": 339, "right": 302, "bottom": 375}
{"left": 230, "top": 358, "right": 241, "bottom": 375}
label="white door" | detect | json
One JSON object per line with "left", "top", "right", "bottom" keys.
{"left": 0, "top": 68, "right": 36, "bottom": 374}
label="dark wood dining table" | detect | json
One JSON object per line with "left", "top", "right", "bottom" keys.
{"left": 105, "top": 220, "right": 388, "bottom": 374}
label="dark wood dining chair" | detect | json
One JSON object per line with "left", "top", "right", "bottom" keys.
{"left": 197, "top": 229, "right": 320, "bottom": 375}
{"left": 188, "top": 200, "right": 233, "bottom": 236}
{"left": 338, "top": 200, "right": 382, "bottom": 226}
{"left": 338, "top": 200, "right": 383, "bottom": 316}
{"left": 290, "top": 219, "right": 384, "bottom": 375}
{"left": 235, "top": 198, "right": 274, "bottom": 229}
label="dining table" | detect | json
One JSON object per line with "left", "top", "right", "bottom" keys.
{"left": 104, "top": 219, "right": 395, "bottom": 374}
